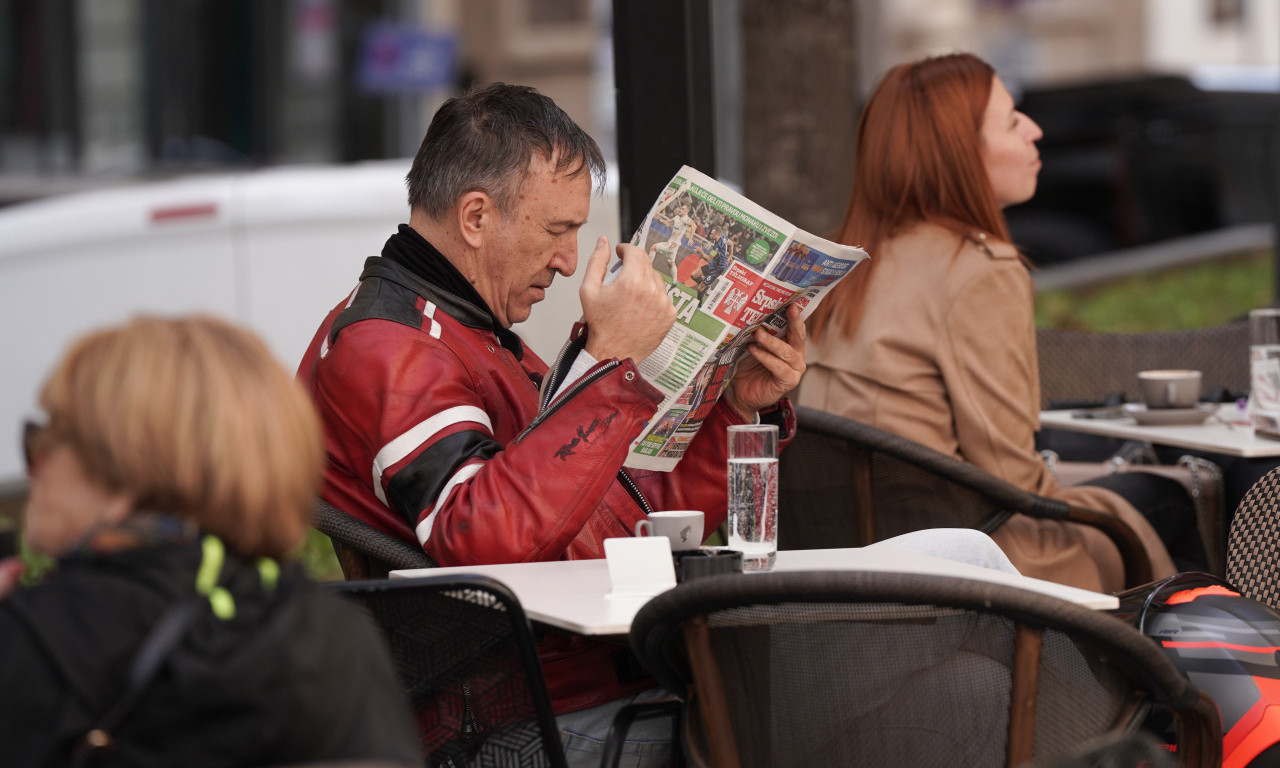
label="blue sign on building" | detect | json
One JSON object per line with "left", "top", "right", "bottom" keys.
{"left": 356, "top": 23, "right": 457, "bottom": 93}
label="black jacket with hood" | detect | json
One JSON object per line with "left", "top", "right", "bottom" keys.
{"left": 0, "top": 519, "right": 422, "bottom": 768}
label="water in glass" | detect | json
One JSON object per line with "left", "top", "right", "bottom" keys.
{"left": 728, "top": 456, "right": 778, "bottom": 571}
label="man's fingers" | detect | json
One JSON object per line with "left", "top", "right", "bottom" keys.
{"left": 751, "top": 346, "right": 797, "bottom": 384}
{"left": 614, "top": 242, "right": 648, "bottom": 271}
{"left": 788, "top": 304, "right": 808, "bottom": 344}
{"left": 616, "top": 243, "right": 668, "bottom": 292}
{"left": 748, "top": 342, "right": 803, "bottom": 386}
{"left": 772, "top": 304, "right": 808, "bottom": 366}
{"left": 752, "top": 328, "right": 797, "bottom": 364}
{"left": 581, "top": 236, "right": 612, "bottom": 288}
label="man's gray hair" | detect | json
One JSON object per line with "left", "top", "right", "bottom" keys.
{"left": 406, "top": 82, "right": 606, "bottom": 219}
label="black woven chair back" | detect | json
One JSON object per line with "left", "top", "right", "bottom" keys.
{"left": 777, "top": 410, "right": 1012, "bottom": 549}
{"left": 630, "top": 571, "right": 1220, "bottom": 768}
{"left": 777, "top": 406, "right": 1152, "bottom": 586}
{"left": 314, "top": 499, "right": 435, "bottom": 579}
{"left": 1227, "top": 467, "right": 1280, "bottom": 609}
{"left": 1036, "top": 322, "right": 1249, "bottom": 409}
{"left": 332, "top": 576, "right": 568, "bottom": 768}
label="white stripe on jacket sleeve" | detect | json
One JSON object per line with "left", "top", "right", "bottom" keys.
{"left": 414, "top": 463, "right": 484, "bottom": 546}
{"left": 371, "top": 405, "right": 493, "bottom": 506}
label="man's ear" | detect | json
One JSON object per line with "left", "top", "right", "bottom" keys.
{"left": 456, "top": 191, "right": 492, "bottom": 250}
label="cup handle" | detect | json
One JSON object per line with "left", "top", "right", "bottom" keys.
{"left": 634, "top": 519, "right": 652, "bottom": 538}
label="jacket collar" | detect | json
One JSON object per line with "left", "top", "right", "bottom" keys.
{"left": 901, "top": 220, "right": 1022, "bottom": 262}
{"left": 964, "top": 229, "right": 1021, "bottom": 261}
{"left": 358, "top": 257, "right": 525, "bottom": 359}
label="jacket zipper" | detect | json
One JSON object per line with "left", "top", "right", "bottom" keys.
{"left": 538, "top": 333, "right": 581, "bottom": 412}
{"left": 521, "top": 356, "right": 656, "bottom": 517}
{"left": 519, "top": 359, "right": 620, "bottom": 441}
{"left": 616, "top": 467, "right": 655, "bottom": 516}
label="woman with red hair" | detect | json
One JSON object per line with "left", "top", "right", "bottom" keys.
{"left": 799, "top": 53, "right": 1194, "bottom": 593}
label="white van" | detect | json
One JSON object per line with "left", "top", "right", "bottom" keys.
{"left": 0, "top": 160, "right": 616, "bottom": 491}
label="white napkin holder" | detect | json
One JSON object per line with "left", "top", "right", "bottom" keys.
{"left": 604, "top": 536, "right": 677, "bottom": 599}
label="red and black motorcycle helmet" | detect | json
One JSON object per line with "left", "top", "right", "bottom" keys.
{"left": 1116, "top": 571, "right": 1280, "bottom": 768}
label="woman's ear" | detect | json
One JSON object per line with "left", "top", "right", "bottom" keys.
{"left": 99, "top": 489, "right": 137, "bottom": 528}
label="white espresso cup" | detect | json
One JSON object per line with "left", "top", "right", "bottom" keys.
{"left": 634, "top": 510, "right": 705, "bottom": 552}
{"left": 1137, "top": 369, "right": 1202, "bottom": 409}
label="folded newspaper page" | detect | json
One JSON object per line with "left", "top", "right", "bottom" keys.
{"left": 609, "top": 165, "right": 868, "bottom": 471}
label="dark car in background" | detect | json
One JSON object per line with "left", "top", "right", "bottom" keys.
{"left": 1007, "top": 74, "right": 1280, "bottom": 265}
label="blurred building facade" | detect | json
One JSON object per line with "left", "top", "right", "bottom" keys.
{"left": 742, "top": 0, "right": 1279, "bottom": 235}
{"left": 857, "top": 0, "right": 1278, "bottom": 93}
{"left": 0, "top": 0, "right": 603, "bottom": 204}
{"left": 0, "top": 0, "right": 1276, "bottom": 236}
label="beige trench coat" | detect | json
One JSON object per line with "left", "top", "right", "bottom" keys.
{"left": 798, "top": 222, "right": 1175, "bottom": 593}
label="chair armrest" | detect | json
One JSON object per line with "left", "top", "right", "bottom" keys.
{"left": 792, "top": 406, "right": 1155, "bottom": 589}
{"left": 314, "top": 500, "right": 436, "bottom": 574}
{"left": 600, "top": 696, "right": 685, "bottom": 768}
{"left": 1065, "top": 504, "right": 1153, "bottom": 588}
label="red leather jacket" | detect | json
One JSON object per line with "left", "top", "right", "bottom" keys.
{"left": 298, "top": 255, "right": 794, "bottom": 713}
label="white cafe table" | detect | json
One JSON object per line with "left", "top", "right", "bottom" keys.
{"left": 1039, "top": 404, "right": 1280, "bottom": 459}
{"left": 390, "top": 546, "right": 1118, "bottom": 636}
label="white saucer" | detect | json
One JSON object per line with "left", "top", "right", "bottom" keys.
{"left": 1122, "top": 403, "right": 1216, "bottom": 426}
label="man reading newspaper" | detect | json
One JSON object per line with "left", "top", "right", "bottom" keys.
{"left": 296, "top": 83, "right": 802, "bottom": 767}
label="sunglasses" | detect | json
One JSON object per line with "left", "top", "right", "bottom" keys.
{"left": 21, "top": 419, "right": 47, "bottom": 474}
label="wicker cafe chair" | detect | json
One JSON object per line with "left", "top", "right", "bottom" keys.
{"left": 630, "top": 571, "right": 1221, "bottom": 768}
{"left": 1035, "top": 322, "right": 1250, "bottom": 410}
{"left": 776, "top": 406, "right": 1153, "bottom": 588}
{"left": 1035, "top": 324, "right": 1238, "bottom": 578}
{"left": 314, "top": 498, "right": 435, "bottom": 580}
{"left": 1227, "top": 466, "right": 1280, "bottom": 610}
{"left": 331, "top": 575, "right": 569, "bottom": 768}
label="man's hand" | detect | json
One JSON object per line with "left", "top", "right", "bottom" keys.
{"left": 580, "top": 237, "right": 677, "bottom": 363}
{"left": 725, "top": 303, "right": 807, "bottom": 419}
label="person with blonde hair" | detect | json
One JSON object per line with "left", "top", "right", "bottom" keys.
{"left": 0, "top": 314, "right": 420, "bottom": 767}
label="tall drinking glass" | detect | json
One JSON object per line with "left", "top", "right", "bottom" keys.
{"left": 1250, "top": 308, "right": 1280, "bottom": 436}
{"left": 727, "top": 423, "right": 779, "bottom": 572}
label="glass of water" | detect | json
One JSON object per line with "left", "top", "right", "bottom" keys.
{"left": 1251, "top": 309, "right": 1280, "bottom": 418}
{"left": 727, "top": 423, "right": 779, "bottom": 571}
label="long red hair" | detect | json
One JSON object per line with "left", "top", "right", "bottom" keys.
{"left": 809, "top": 53, "right": 1012, "bottom": 342}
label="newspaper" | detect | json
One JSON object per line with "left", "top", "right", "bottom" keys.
{"left": 609, "top": 165, "right": 868, "bottom": 471}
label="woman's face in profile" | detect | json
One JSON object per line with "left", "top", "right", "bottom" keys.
{"left": 980, "top": 76, "right": 1043, "bottom": 208}
{"left": 24, "top": 441, "right": 132, "bottom": 557}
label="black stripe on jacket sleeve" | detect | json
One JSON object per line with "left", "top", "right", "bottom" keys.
{"left": 385, "top": 429, "right": 502, "bottom": 529}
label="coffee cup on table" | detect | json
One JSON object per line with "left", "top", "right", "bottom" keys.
{"left": 1137, "top": 369, "right": 1202, "bottom": 409}
{"left": 634, "top": 510, "right": 705, "bottom": 552}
